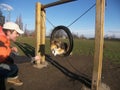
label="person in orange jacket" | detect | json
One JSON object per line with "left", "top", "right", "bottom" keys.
{"left": 0, "top": 22, "right": 40, "bottom": 86}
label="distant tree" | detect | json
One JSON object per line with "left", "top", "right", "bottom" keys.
{"left": 104, "top": 34, "right": 116, "bottom": 40}
{"left": 23, "top": 24, "right": 29, "bottom": 36}
{"left": 15, "top": 14, "right": 23, "bottom": 30}
{"left": 72, "top": 32, "right": 79, "bottom": 39}
{"left": 30, "top": 30, "right": 35, "bottom": 37}
{"left": 0, "top": 10, "right": 5, "bottom": 26}
{"left": 79, "top": 34, "right": 86, "bottom": 39}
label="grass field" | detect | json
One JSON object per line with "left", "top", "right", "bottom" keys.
{"left": 12, "top": 36, "right": 120, "bottom": 64}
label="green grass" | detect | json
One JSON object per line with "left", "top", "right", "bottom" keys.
{"left": 73, "top": 39, "right": 94, "bottom": 56}
{"left": 12, "top": 36, "right": 120, "bottom": 64}
{"left": 103, "top": 40, "right": 120, "bottom": 64}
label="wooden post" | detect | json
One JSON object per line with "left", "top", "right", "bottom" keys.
{"left": 40, "top": 9, "right": 46, "bottom": 63}
{"left": 92, "top": 0, "right": 105, "bottom": 90}
{"left": 35, "top": 2, "right": 41, "bottom": 64}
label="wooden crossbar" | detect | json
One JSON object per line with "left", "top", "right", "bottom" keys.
{"left": 42, "top": 0, "right": 77, "bottom": 9}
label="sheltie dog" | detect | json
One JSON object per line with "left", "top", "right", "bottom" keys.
{"left": 50, "top": 40, "right": 68, "bottom": 56}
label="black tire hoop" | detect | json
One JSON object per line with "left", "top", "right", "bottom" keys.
{"left": 50, "top": 25, "right": 73, "bottom": 56}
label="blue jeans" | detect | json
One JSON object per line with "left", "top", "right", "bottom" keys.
{"left": 0, "top": 63, "right": 18, "bottom": 78}
{"left": 0, "top": 52, "right": 32, "bottom": 78}
{"left": 0, "top": 53, "right": 19, "bottom": 78}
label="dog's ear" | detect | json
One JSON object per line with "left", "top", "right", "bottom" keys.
{"left": 60, "top": 42, "right": 68, "bottom": 51}
{"left": 51, "top": 40, "right": 54, "bottom": 44}
{"left": 54, "top": 40, "right": 57, "bottom": 44}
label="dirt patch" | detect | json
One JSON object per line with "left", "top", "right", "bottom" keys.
{"left": 5, "top": 55, "right": 120, "bottom": 90}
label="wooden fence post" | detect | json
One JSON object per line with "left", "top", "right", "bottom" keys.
{"left": 92, "top": 0, "right": 105, "bottom": 90}
{"left": 40, "top": 9, "right": 46, "bottom": 64}
{"left": 35, "top": 2, "right": 41, "bottom": 64}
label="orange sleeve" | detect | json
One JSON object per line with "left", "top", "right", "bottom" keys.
{"left": 0, "top": 37, "right": 11, "bottom": 63}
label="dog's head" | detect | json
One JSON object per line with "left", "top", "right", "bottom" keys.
{"left": 50, "top": 40, "right": 66, "bottom": 56}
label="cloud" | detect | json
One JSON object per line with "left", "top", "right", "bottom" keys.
{"left": 105, "top": 31, "right": 120, "bottom": 38}
{"left": 0, "top": 3, "right": 13, "bottom": 11}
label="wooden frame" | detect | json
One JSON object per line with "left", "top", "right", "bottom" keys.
{"left": 35, "top": 0, "right": 105, "bottom": 89}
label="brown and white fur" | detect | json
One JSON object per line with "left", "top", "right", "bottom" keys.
{"left": 50, "top": 40, "right": 68, "bottom": 56}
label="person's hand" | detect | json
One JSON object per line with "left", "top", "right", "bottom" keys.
{"left": 11, "top": 47, "right": 18, "bottom": 52}
{"left": 34, "top": 55, "right": 41, "bottom": 61}
{"left": 31, "top": 55, "right": 41, "bottom": 64}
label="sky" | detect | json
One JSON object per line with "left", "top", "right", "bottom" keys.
{"left": 0, "top": 0, "right": 120, "bottom": 38}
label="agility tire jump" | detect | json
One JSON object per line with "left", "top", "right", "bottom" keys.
{"left": 50, "top": 25, "right": 73, "bottom": 56}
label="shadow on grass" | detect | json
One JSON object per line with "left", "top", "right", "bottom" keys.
{"left": 14, "top": 42, "right": 91, "bottom": 88}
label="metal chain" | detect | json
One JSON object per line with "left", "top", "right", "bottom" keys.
{"left": 67, "top": 3, "right": 96, "bottom": 27}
